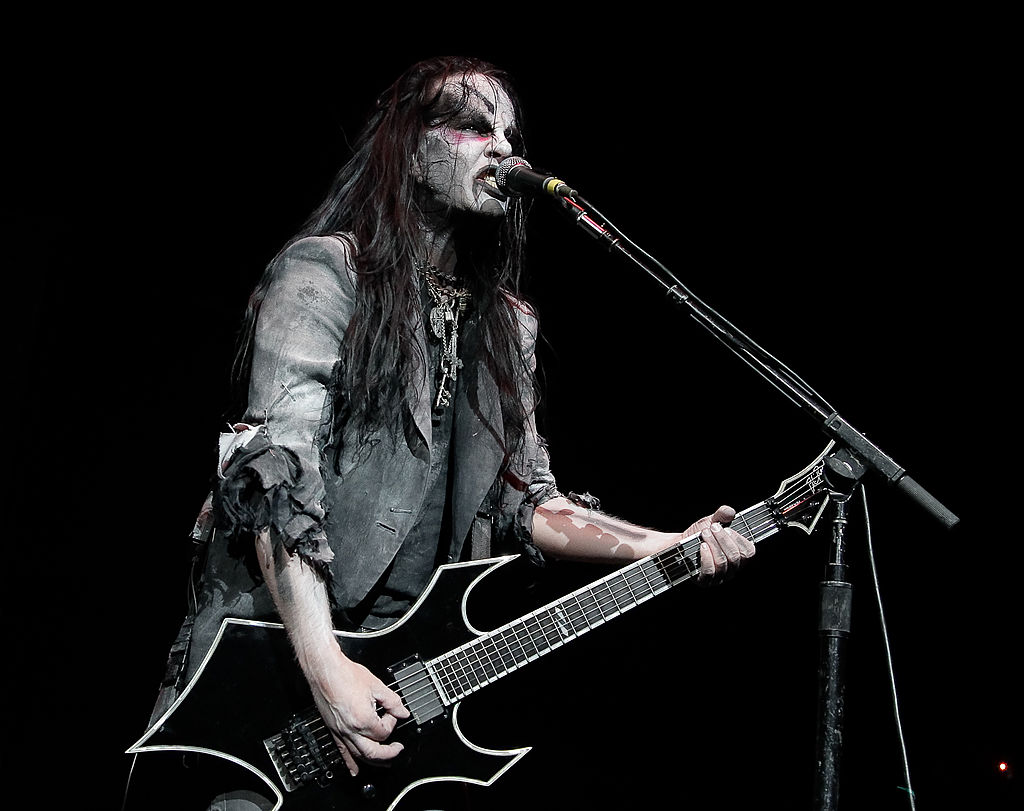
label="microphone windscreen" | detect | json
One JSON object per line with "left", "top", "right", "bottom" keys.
{"left": 495, "top": 156, "right": 532, "bottom": 191}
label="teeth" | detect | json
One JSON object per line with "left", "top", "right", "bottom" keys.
{"left": 479, "top": 168, "right": 500, "bottom": 189}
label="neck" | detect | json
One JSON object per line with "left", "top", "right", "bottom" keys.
{"left": 416, "top": 210, "right": 458, "bottom": 277}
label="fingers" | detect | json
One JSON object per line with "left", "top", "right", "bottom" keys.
{"left": 683, "top": 505, "right": 738, "bottom": 538}
{"left": 334, "top": 731, "right": 406, "bottom": 777}
{"left": 348, "top": 692, "right": 407, "bottom": 751}
{"left": 335, "top": 734, "right": 360, "bottom": 776}
{"left": 317, "top": 672, "right": 410, "bottom": 777}
{"left": 710, "top": 504, "right": 736, "bottom": 525}
{"left": 341, "top": 733, "right": 407, "bottom": 772}
{"left": 374, "top": 685, "right": 412, "bottom": 720}
{"left": 351, "top": 687, "right": 411, "bottom": 769}
{"left": 698, "top": 509, "right": 755, "bottom": 583}
{"left": 334, "top": 702, "right": 407, "bottom": 777}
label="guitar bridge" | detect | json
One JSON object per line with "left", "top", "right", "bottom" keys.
{"left": 264, "top": 710, "right": 343, "bottom": 793}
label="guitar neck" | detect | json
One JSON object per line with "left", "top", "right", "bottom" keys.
{"left": 428, "top": 500, "right": 782, "bottom": 702}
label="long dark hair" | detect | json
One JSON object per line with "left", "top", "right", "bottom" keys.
{"left": 233, "top": 56, "right": 537, "bottom": 462}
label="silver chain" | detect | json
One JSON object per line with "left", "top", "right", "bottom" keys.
{"left": 416, "top": 260, "right": 471, "bottom": 411}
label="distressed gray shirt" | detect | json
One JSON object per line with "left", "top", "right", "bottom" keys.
{"left": 173, "top": 234, "right": 561, "bottom": 690}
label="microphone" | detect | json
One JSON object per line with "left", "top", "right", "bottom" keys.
{"left": 495, "top": 157, "right": 578, "bottom": 199}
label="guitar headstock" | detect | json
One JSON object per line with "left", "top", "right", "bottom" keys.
{"left": 767, "top": 442, "right": 836, "bottom": 535}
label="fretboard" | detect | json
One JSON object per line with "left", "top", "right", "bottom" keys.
{"left": 428, "top": 500, "right": 781, "bottom": 703}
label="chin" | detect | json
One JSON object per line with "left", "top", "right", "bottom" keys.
{"left": 478, "top": 198, "right": 509, "bottom": 217}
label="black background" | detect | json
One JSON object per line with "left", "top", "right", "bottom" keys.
{"left": 9, "top": 12, "right": 1018, "bottom": 810}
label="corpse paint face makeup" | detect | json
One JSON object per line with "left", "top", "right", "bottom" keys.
{"left": 416, "top": 73, "right": 521, "bottom": 217}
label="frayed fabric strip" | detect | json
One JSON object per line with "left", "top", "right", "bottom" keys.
{"left": 214, "top": 430, "right": 333, "bottom": 564}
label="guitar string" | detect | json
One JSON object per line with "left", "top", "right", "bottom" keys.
{"left": 382, "top": 551, "right": 688, "bottom": 725}
{"left": 289, "top": 479, "right": 821, "bottom": 756}
{"left": 413, "top": 545, "right": 692, "bottom": 700}
{"left": 291, "top": 494, "right": 813, "bottom": 765}
{"left": 391, "top": 487, "right": 815, "bottom": 720}
{"left": 292, "top": 508, "right": 785, "bottom": 764}
{"left": 390, "top": 484, "right": 816, "bottom": 715}
{"left": 404, "top": 483, "right": 820, "bottom": 721}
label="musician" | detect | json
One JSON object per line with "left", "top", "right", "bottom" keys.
{"left": 136, "top": 56, "right": 755, "bottom": 810}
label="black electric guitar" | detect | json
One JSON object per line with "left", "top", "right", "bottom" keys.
{"left": 127, "top": 443, "right": 836, "bottom": 810}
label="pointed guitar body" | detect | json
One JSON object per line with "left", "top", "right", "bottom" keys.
{"left": 128, "top": 443, "right": 837, "bottom": 810}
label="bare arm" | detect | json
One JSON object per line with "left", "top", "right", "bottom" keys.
{"left": 233, "top": 239, "right": 413, "bottom": 775}
{"left": 531, "top": 496, "right": 754, "bottom": 579}
{"left": 255, "top": 530, "right": 410, "bottom": 776}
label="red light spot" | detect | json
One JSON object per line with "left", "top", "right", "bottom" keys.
{"left": 999, "top": 762, "right": 1008, "bottom": 772}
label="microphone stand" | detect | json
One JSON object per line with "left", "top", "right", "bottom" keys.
{"left": 553, "top": 192, "right": 959, "bottom": 810}
{"left": 555, "top": 193, "right": 959, "bottom": 527}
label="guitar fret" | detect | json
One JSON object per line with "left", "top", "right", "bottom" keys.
{"left": 632, "top": 558, "right": 659, "bottom": 597}
{"left": 733, "top": 509, "right": 756, "bottom": 540}
{"left": 444, "top": 653, "right": 472, "bottom": 698}
{"left": 469, "top": 643, "right": 490, "bottom": 686}
{"left": 568, "top": 592, "right": 596, "bottom": 633}
{"left": 448, "top": 642, "right": 497, "bottom": 696}
{"left": 434, "top": 655, "right": 454, "bottom": 699}
{"left": 602, "top": 578, "right": 625, "bottom": 615}
{"left": 619, "top": 569, "right": 639, "bottom": 604}
{"left": 539, "top": 610, "right": 559, "bottom": 648}
{"left": 579, "top": 587, "right": 605, "bottom": 626}
{"left": 462, "top": 647, "right": 482, "bottom": 688}
{"left": 477, "top": 637, "right": 501, "bottom": 682}
{"left": 493, "top": 628, "right": 521, "bottom": 672}
{"left": 734, "top": 502, "right": 780, "bottom": 544}
{"left": 625, "top": 560, "right": 659, "bottom": 602}
{"left": 507, "top": 622, "right": 535, "bottom": 664}
{"left": 546, "top": 605, "right": 574, "bottom": 644}
{"left": 538, "top": 607, "right": 565, "bottom": 649}
{"left": 519, "top": 617, "right": 543, "bottom": 660}
{"left": 467, "top": 642, "right": 490, "bottom": 684}
{"left": 529, "top": 611, "right": 553, "bottom": 653}
{"left": 430, "top": 457, "right": 827, "bottom": 701}
{"left": 432, "top": 656, "right": 454, "bottom": 699}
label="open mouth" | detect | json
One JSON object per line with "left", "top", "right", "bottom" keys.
{"left": 476, "top": 165, "right": 505, "bottom": 196}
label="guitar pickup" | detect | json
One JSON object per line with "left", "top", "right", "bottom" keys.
{"left": 388, "top": 654, "right": 447, "bottom": 727}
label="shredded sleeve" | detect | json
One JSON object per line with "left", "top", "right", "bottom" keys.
{"left": 214, "top": 236, "right": 358, "bottom": 565}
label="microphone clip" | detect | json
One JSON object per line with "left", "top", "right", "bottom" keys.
{"left": 559, "top": 196, "right": 621, "bottom": 251}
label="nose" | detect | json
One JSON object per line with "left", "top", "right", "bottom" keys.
{"left": 486, "top": 130, "right": 513, "bottom": 161}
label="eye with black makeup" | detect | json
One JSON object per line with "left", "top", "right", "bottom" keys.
{"left": 459, "top": 116, "right": 492, "bottom": 136}
{"left": 447, "top": 111, "right": 493, "bottom": 136}
{"left": 448, "top": 111, "right": 521, "bottom": 145}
